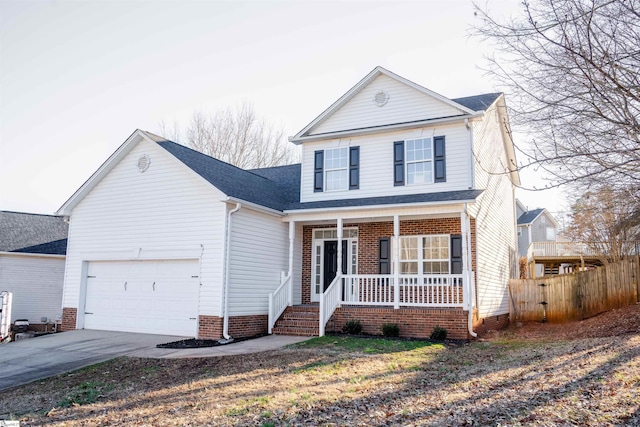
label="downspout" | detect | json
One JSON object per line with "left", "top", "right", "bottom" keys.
{"left": 464, "top": 203, "right": 478, "bottom": 338}
{"left": 222, "top": 202, "right": 241, "bottom": 341}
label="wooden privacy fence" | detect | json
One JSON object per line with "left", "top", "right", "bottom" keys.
{"left": 509, "top": 257, "right": 640, "bottom": 322}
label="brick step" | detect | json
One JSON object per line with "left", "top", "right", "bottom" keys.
{"left": 273, "top": 319, "right": 319, "bottom": 328}
{"left": 272, "top": 326, "right": 319, "bottom": 336}
{"left": 286, "top": 305, "right": 319, "bottom": 313}
{"left": 279, "top": 312, "right": 319, "bottom": 321}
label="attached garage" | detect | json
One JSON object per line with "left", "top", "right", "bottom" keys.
{"left": 83, "top": 259, "right": 199, "bottom": 337}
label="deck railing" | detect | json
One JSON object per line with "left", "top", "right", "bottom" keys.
{"left": 268, "top": 272, "right": 291, "bottom": 334}
{"left": 527, "top": 242, "right": 599, "bottom": 260}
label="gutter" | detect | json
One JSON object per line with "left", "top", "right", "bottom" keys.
{"left": 464, "top": 203, "right": 478, "bottom": 338}
{"left": 222, "top": 202, "right": 241, "bottom": 341}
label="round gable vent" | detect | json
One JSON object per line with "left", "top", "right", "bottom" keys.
{"left": 373, "top": 90, "right": 389, "bottom": 107}
{"left": 137, "top": 154, "right": 151, "bottom": 173}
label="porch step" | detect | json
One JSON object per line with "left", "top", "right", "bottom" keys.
{"left": 272, "top": 305, "right": 319, "bottom": 336}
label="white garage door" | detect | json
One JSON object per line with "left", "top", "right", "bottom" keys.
{"left": 84, "top": 259, "right": 199, "bottom": 336}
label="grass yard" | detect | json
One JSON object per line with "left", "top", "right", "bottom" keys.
{"left": 2, "top": 305, "right": 640, "bottom": 426}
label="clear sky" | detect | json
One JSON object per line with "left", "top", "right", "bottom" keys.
{"left": 0, "top": 0, "right": 567, "bottom": 221}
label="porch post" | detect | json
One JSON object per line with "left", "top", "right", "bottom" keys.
{"left": 288, "top": 221, "right": 295, "bottom": 305}
{"left": 461, "top": 212, "right": 469, "bottom": 309}
{"left": 394, "top": 215, "right": 400, "bottom": 309}
{"left": 337, "top": 218, "right": 343, "bottom": 275}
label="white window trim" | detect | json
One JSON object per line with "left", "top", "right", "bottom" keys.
{"left": 393, "top": 234, "right": 451, "bottom": 274}
{"left": 405, "top": 137, "right": 434, "bottom": 186}
{"left": 324, "top": 147, "right": 349, "bottom": 192}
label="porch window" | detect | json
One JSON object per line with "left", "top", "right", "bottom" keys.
{"left": 325, "top": 148, "right": 348, "bottom": 191}
{"left": 395, "top": 234, "right": 450, "bottom": 274}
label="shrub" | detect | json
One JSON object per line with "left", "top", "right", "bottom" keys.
{"left": 430, "top": 326, "right": 447, "bottom": 341}
{"left": 381, "top": 323, "right": 399, "bottom": 337}
{"left": 342, "top": 319, "right": 362, "bottom": 335}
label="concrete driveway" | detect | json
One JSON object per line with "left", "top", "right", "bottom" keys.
{"left": 0, "top": 330, "right": 186, "bottom": 391}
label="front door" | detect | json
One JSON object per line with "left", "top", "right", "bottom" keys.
{"left": 311, "top": 228, "right": 358, "bottom": 303}
{"left": 323, "top": 240, "right": 348, "bottom": 291}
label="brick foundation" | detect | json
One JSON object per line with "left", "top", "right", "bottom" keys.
{"left": 326, "top": 306, "right": 471, "bottom": 340}
{"left": 198, "top": 315, "right": 223, "bottom": 339}
{"left": 61, "top": 307, "right": 77, "bottom": 331}
{"left": 302, "top": 218, "right": 477, "bottom": 304}
{"left": 199, "top": 314, "right": 268, "bottom": 339}
{"left": 473, "top": 312, "right": 511, "bottom": 336}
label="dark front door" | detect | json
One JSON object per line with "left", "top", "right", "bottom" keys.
{"left": 323, "top": 240, "right": 348, "bottom": 291}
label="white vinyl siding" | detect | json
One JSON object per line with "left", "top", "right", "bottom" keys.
{"left": 62, "top": 138, "right": 226, "bottom": 320}
{"left": 310, "top": 74, "right": 463, "bottom": 135}
{"left": 301, "top": 122, "right": 469, "bottom": 202}
{"left": 468, "top": 101, "right": 517, "bottom": 318}
{"left": 227, "top": 208, "right": 288, "bottom": 316}
{"left": 0, "top": 254, "right": 65, "bottom": 323}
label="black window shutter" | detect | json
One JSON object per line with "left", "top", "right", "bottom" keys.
{"left": 393, "top": 141, "right": 404, "bottom": 186}
{"left": 450, "top": 234, "right": 462, "bottom": 274}
{"left": 434, "top": 136, "right": 446, "bottom": 183}
{"left": 349, "top": 146, "right": 360, "bottom": 190}
{"left": 379, "top": 237, "right": 391, "bottom": 274}
{"left": 314, "top": 150, "right": 324, "bottom": 192}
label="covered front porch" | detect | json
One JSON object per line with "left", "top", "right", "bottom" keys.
{"left": 268, "top": 203, "right": 477, "bottom": 338}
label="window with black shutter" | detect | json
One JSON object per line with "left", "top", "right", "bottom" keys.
{"left": 349, "top": 146, "right": 359, "bottom": 190}
{"left": 393, "top": 141, "right": 404, "bottom": 186}
{"left": 314, "top": 150, "right": 324, "bottom": 192}
{"left": 434, "top": 136, "right": 446, "bottom": 183}
{"left": 379, "top": 237, "right": 391, "bottom": 274}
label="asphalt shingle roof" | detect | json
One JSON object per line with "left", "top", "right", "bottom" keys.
{"left": 143, "top": 130, "right": 483, "bottom": 212}
{"left": 451, "top": 93, "right": 502, "bottom": 112}
{"left": 517, "top": 208, "right": 545, "bottom": 225}
{"left": 0, "top": 211, "right": 68, "bottom": 255}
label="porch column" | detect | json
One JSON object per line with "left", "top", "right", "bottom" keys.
{"left": 394, "top": 215, "right": 400, "bottom": 309}
{"left": 288, "top": 221, "right": 295, "bottom": 305}
{"left": 337, "top": 218, "right": 343, "bottom": 276}
{"left": 461, "top": 212, "right": 470, "bottom": 310}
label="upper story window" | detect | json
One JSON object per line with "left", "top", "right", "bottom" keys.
{"left": 324, "top": 148, "right": 348, "bottom": 191}
{"left": 314, "top": 146, "right": 360, "bottom": 193}
{"left": 394, "top": 136, "right": 446, "bottom": 186}
{"left": 406, "top": 138, "right": 433, "bottom": 184}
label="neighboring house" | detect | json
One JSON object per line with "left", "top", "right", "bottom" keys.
{"left": 57, "top": 66, "right": 519, "bottom": 340}
{"left": 516, "top": 200, "right": 563, "bottom": 276}
{"left": 0, "top": 211, "right": 68, "bottom": 330}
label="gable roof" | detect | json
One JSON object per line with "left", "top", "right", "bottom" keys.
{"left": 517, "top": 208, "right": 559, "bottom": 227}
{"left": 290, "top": 66, "right": 500, "bottom": 143}
{"left": 0, "top": 211, "right": 68, "bottom": 255}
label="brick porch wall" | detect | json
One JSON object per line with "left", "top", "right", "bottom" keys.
{"left": 326, "top": 306, "right": 470, "bottom": 340}
{"left": 61, "top": 307, "right": 77, "bottom": 331}
{"left": 302, "top": 218, "right": 477, "bottom": 304}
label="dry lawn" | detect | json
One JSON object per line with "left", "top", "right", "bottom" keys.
{"left": 2, "top": 304, "right": 640, "bottom": 426}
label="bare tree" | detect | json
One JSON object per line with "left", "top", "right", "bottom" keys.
{"left": 473, "top": 0, "right": 640, "bottom": 190}
{"left": 158, "top": 101, "right": 299, "bottom": 169}
{"left": 567, "top": 185, "right": 640, "bottom": 261}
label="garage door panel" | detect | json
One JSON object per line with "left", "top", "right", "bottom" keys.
{"left": 84, "top": 260, "right": 199, "bottom": 336}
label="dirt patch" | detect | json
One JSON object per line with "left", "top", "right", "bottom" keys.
{"left": 488, "top": 302, "right": 640, "bottom": 341}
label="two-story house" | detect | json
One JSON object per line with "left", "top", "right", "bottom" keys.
{"left": 516, "top": 199, "right": 561, "bottom": 276}
{"left": 57, "top": 67, "right": 519, "bottom": 340}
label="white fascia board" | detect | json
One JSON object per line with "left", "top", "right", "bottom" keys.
{"left": 291, "top": 114, "right": 482, "bottom": 144}
{"left": 0, "top": 251, "right": 66, "bottom": 259}
{"left": 223, "top": 197, "right": 285, "bottom": 217}
{"left": 289, "top": 66, "right": 478, "bottom": 143}
{"left": 495, "top": 95, "right": 521, "bottom": 186}
{"left": 543, "top": 210, "right": 560, "bottom": 228}
{"left": 283, "top": 200, "right": 474, "bottom": 218}
{"left": 56, "top": 129, "right": 146, "bottom": 216}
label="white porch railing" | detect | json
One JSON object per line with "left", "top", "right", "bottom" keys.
{"left": 268, "top": 272, "right": 291, "bottom": 334}
{"left": 319, "top": 273, "right": 467, "bottom": 335}
{"left": 342, "top": 274, "right": 465, "bottom": 307}
{"left": 527, "top": 241, "right": 599, "bottom": 260}
{"left": 319, "top": 274, "right": 342, "bottom": 336}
